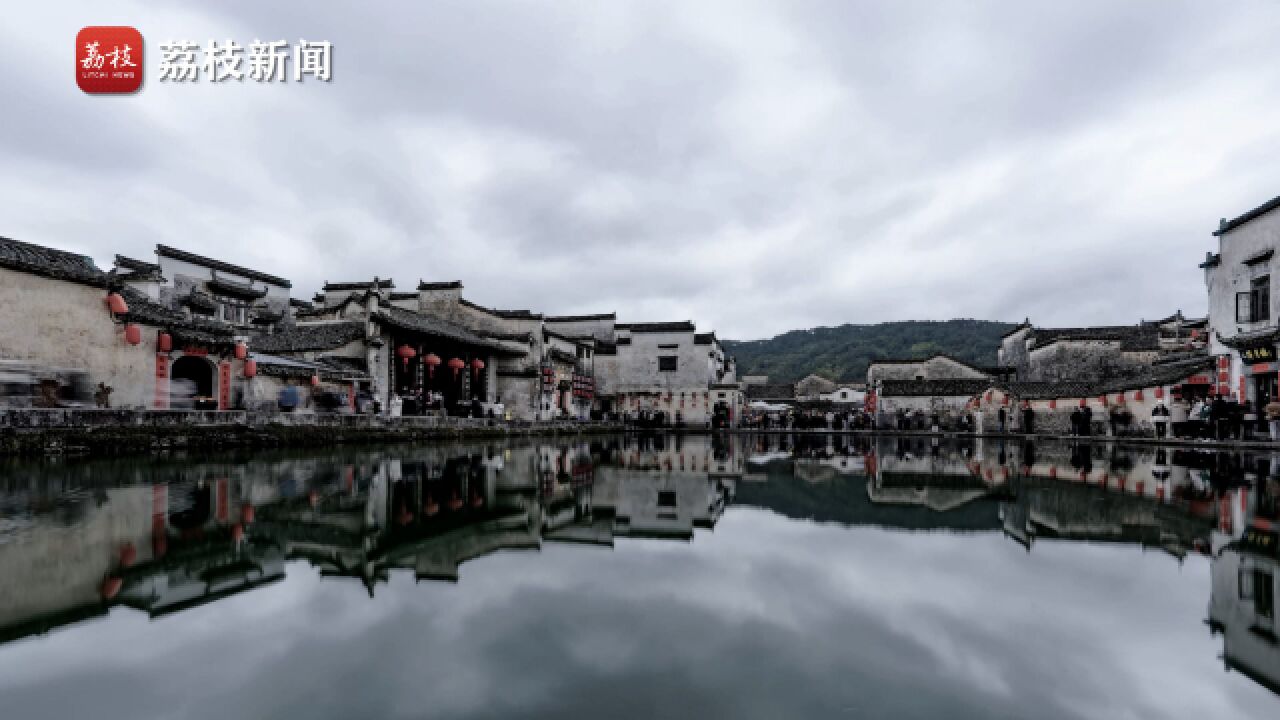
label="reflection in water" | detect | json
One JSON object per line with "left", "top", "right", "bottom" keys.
{"left": 0, "top": 434, "right": 1278, "bottom": 717}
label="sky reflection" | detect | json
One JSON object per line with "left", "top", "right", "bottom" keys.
{"left": 0, "top": 435, "right": 1276, "bottom": 719}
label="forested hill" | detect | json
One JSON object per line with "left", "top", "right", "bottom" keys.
{"left": 723, "top": 319, "right": 1017, "bottom": 384}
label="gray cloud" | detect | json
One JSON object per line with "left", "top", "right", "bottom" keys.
{"left": 3, "top": 1, "right": 1280, "bottom": 338}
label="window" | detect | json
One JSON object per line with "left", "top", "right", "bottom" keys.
{"left": 1238, "top": 276, "right": 1271, "bottom": 323}
{"left": 1257, "top": 569, "right": 1275, "bottom": 620}
{"left": 658, "top": 343, "right": 679, "bottom": 349}
{"left": 658, "top": 491, "right": 677, "bottom": 507}
{"left": 659, "top": 356, "right": 678, "bottom": 372}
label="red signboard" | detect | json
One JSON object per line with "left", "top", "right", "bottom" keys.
{"left": 154, "top": 354, "right": 169, "bottom": 410}
{"left": 218, "top": 361, "right": 232, "bottom": 410}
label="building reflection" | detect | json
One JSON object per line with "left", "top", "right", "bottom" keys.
{"left": 1, "top": 434, "right": 1278, "bottom": 695}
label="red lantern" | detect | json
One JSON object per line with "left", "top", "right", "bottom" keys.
{"left": 234, "top": 342, "right": 248, "bottom": 360}
{"left": 231, "top": 524, "right": 244, "bottom": 543}
{"left": 397, "top": 344, "right": 416, "bottom": 370}
{"left": 118, "top": 543, "right": 137, "bottom": 568}
{"left": 472, "top": 358, "right": 485, "bottom": 378}
{"left": 106, "top": 292, "right": 129, "bottom": 315}
{"left": 1078, "top": 399, "right": 1086, "bottom": 408}
{"left": 157, "top": 332, "right": 173, "bottom": 353}
{"left": 310, "top": 374, "right": 320, "bottom": 387}
{"left": 241, "top": 503, "right": 256, "bottom": 524}
{"left": 124, "top": 324, "right": 142, "bottom": 345}
{"left": 101, "top": 576, "right": 123, "bottom": 601}
{"left": 424, "top": 353, "right": 441, "bottom": 378}
{"left": 243, "top": 359, "right": 258, "bottom": 378}
{"left": 448, "top": 357, "right": 465, "bottom": 379}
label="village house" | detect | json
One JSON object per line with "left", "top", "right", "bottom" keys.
{"left": 0, "top": 236, "right": 257, "bottom": 410}
{"left": 593, "top": 321, "right": 742, "bottom": 427}
{"left": 264, "top": 280, "right": 526, "bottom": 417}
{"left": 1203, "top": 192, "right": 1280, "bottom": 410}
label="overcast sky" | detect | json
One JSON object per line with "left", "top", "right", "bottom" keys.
{"left": 5, "top": 1, "right": 1280, "bottom": 339}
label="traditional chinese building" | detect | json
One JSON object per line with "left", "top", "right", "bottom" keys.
{"left": 0, "top": 236, "right": 251, "bottom": 410}
{"left": 1204, "top": 192, "right": 1280, "bottom": 409}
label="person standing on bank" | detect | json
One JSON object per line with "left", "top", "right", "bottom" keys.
{"left": 1081, "top": 405, "right": 1093, "bottom": 437}
{"left": 1022, "top": 402, "right": 1034, "bottom": 435}
{"left": 1070, "top": 407, "right": 1082, "bottom": 436}
{"left": 1151, "top": 400, "right": 1170, "bottom": 439}
{"left": 997, "top": 406, "right": 1007, "bottom": 433}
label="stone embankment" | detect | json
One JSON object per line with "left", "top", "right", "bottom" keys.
{"left": 0, "top": 409, "right": 626, "bottom": 458}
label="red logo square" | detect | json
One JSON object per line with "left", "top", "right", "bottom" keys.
{"left": 77, "top": 26, "right": 143, "bottom": 94}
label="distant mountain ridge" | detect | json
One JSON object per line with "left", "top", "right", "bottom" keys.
{"left": 724, "top": 319, "right": 1017, "bottom": 384}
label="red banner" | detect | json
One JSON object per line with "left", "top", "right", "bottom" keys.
{"left": 154, "top": 354, "right": 169, "bottom": 409}
{"left": 218, "top": 361, "right": 232, "bottom": 410}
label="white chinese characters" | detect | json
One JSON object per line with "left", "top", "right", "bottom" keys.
{"left": 157, "top": 39, "right": 332, "bottom": 83}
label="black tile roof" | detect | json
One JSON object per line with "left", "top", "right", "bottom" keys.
{"left": 252, "top": 321, "right": 366, "bottom": 353}
{"left": 289, "top": 298, "right": 314, "bottom": 309}
{"left": 156, "top": 244, "right": 292, "bottom": 288}
{"left": 459, "top": 297, "right": 543, "bottom": 319}
{"left": 114, "top": 255, "right": 161, "bottom": 273}
{"left": 486, "top": 330, "right": 535, "bottom": 343}
{"left": 745, "top": 384, "right": 796, "bottom": 400}
{"left": 694, "top": 332, "right": 717, "bottom": 345}
{"left": 207, "top": 274, "right": 269, "bottom": 299}
{"left": 548, "top": 347, "right": 577, "bottom": 364}
{"left": 544, "top": 328, "right": 593, "bottom": 345}
{"left": 999, "top": 321, "right": 1032, "bottom": 339}
{"left": 324, "top": 279, "right": 394, "bottom": 291}
{"left": 878, "top": 379, "right": 992, "bottom": 397}
{"left": 116, "top": 287, "right": 237, "bottom": 348}
{"left": 1028, "top": 324, "right": 1160, "bottom": 352}
{"left": 0, "top": 236, "right": 107, "bottom": 287}
{"left": 182, "top": 290, "right": 220, "bottom": 314}
{"left": 617, "top": 321, "right": 696, "bottom": 333}
{"left": 388, "top": 292, "right": 418, "bottom": 301}
{"left": 868, "top": 354, "right": 993, "bottom": 375}
{"left": 372, "top": 306, "right": 525, "bottom": 355}
{"left": 544, "top": 313, "right": 616, "bottom": 322}
{"left": 1214, "top": 193, "right": 1280, "bottom": 236}
{"left": 417, "top": 280, "right": 463, "bottom": 291}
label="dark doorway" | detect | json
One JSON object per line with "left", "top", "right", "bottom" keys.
{"left": 171, "top": 355, "right": 214, "bottom": 406}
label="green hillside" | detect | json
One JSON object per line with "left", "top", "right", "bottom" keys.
{"left": 724, "top": 319, "right": 1017, "bottom": 384}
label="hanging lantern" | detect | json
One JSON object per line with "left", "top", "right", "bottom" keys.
{"left": 118, "top": 543, "right": 137, "bottom": 568}
{"left": 243, "top": 359, "right": 258, "bottom": 378}
{"left": 1078, "top": 398, "right": 1086, "bottom": 408}
{"left": 424, "top": 353, "right": 441, "bottom": 378}
{"left": 234, "top": 342, "right": 248, "bottom": 360}
{"left": 157, "top": 332, "right": 173, "bottom": 353}
{"left": 100, "top": 576, "right": 123, "bottom": 601}
{"left": 231, "top": 524, "right": 244, "bottom": 543}
{"left": 241, "top": 503, "right": 256, "bottom": 524}
{"left": 106, "top": 292, "right": 129, "bottom": 315}
{"left": 310, "top": 374, "right": 320, "bottom": 387}
{"left": 448, "top": 357, "right": 465, "bottom": 379}
{"left": 124, "top": 324, "right": 142, "bottom": 345}
{"left": 397, "top": 344, "right": 416, "bottom": 370}
{"left": 471, "top": 358, "right": 485, "bottom": 378}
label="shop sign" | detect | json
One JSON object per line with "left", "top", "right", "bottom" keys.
{"left": 1241, "top": 345, "right": 1277, "bottom": 363}
{"left": 1239, "top": 525, "right": 1279, "bottom": 558}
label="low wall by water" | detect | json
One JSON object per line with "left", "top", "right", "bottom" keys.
{"left": 0, "top": 409, "right": 627, "bottom": 458}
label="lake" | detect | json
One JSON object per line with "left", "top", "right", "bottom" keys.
{"left": 0, "top": 433, "right": 1277, "bottom": 719}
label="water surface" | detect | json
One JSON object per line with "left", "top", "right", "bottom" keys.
{"left": 0, "top": 434, "right": 1277, "bottom": 719}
